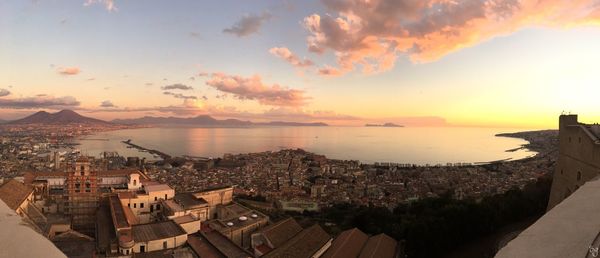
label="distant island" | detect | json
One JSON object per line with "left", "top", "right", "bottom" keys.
{"left": 365, "top": 123, "right": 404, "bottom": 127}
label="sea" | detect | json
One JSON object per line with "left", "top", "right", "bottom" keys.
{"left": 72, "top": 126, "right": 537, "bottom": 165}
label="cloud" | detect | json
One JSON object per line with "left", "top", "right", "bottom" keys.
{"left": 163, "top": 91, "right": 197, "bottom": 100}
{"left": 269, "top": 47, "right": 314, "bottom": 68}
{"left": 0, "top": 95, "right": 80, "bottom": 109}
{"left": 205, "top": 72, "right": 309, "bottom": 107}
{"left": 84, "top": 0, "right": 117, "bottom": 12}
{"left": 318, "top": 66, "right": 344, "bottom": 77}
{"left": 161, "top": 83, "right": 193, "bottom": 91}
{"left": 223, "top": 12, "right": 272, "bottom": 37}
{"left": 304, "top": 0, "right": 600, "bottom": 75}
{"left": 189, "top": 32, "right": 201, "bottom": 39}
{"left": 57, "top": 67, "right": 81, "bottom": 75}
{"left": 100, "top": 100, "right": 115, "bottom": 108}
{"left": 0, "top": 89, "right": 10, "bottom": 97}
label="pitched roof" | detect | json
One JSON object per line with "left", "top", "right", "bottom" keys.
{"left": 132, "top": 221, "right": 186, "bottom": 242}
{"left": 322, "top": 228, "right": 369, "bottom": 258}
{"left": 144, "top": 184, "right": 173, "bottom": 193}
{"left": 358, "top": 233, "right": 398, "bottom": 258}
{"left": 260, "top": 217, "right": 303, "bottom": 248}
{"left": 0, "top": 179, "right": 33, "bottom": 210}
{"left": 174, "top": 192, "right": 208, "bottom": 210}
{"left": 199, "top": 230, "right": 253, "bottom": 258}
{"left": 188, "top": 234, "right": 227, "bottom": 258}
{"left": 263, "top": 224, "right": 332, "bottom": 258}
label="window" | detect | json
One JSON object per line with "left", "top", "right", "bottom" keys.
{"left": 157, "top": 204, "right": 161, "bottom": 210}
{"left": 155, "top": 196, "right": 157, "bottom": 201}
{"left": 140, "top": 203, "right": 144, "bottom": 208}
{"left": 164, "top": 194, "right": 167, "bottom": 199}
{"left": 125, "top": 250, "right": 129, "bottom": 255}
{"left": 128, "top": 203, "right": 130, "bottom": 207}
{"left": 577, "top": 171, "right": 582, "bottom": 181}
{"left": 133, "top": 179, "right": 137, "bottom": 186}
{"left": 163, "top": 241, "right": 168, "bottom": 249}
{"left": 134, "top": 203, "right": 137, "bottom": 208}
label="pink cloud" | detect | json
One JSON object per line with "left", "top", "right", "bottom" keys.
{"left": 304, "top": 0, "right": 600, "bottom": 75}
{"left": 318, "top": 66, "right": 344, "bottom": 77}
{"left": 205, "top": 72, "right": 310, "bottom": 107}
{"left": 269, "top": 47, "right": 314, "bottom": 68}
{"left": 57, "top": 67, "right": 81, "bottom": 75}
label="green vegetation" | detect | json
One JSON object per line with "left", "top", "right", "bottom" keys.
{"left": 308, "top": 175, "right": 553, "bottom": 258}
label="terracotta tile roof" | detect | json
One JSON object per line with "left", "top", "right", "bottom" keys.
{"left": 358, "top": 233, "right": 398, "bottom": 258}
{"left": 0, "top": 179, "right": 33, "bottom": 210}
{"left": 260, "top": 217, "right": 303, "bottom": 248}
{"left": 188, "top": 234, "right": 226, "bottom": 258}
{"left": 200, "top": 230, "right": 253, "bottom": 258}
{"left": 109, "top": 195, "right": 131, "bottom": 229}
{"left": 255, "top": 243, "right": 273, "bottom": 255}
{"left": 263, "top": 224, "right": 332, "bottom": 258}
{"left": 322, "top": 228, "right": 369, "bottom": 258}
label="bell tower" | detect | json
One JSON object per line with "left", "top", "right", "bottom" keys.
{"left": 66, "top": 156, "right": 98, "bottom": 235}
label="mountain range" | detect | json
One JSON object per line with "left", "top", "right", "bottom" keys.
{"left": 8, "top": 110, "right": 110, "bottom": 125}
{"left": 112, "top": 116, "right": 328, "bottom": 127}
{"left": 4, "top": 110, "right": 328, "bottom": 127}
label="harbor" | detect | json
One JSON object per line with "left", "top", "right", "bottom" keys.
{"left": 121, "top": 139, "right": 171, "bottom": 160}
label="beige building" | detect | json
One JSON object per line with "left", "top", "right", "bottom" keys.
{"left": 206, "top": 202, "right": 269, "bottom": 248}
{"left": 118, "top": 183, "right": 175, "bottom": 223}
{"left": 162, "top": 192, "right": 210, "bottom": 222}
{"left": 192, "top": 186, "right": 234, "bottom": 219}
{"left": 547, "top": 114, "right": 600, "bottom": 210}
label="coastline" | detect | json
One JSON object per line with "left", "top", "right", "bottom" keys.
{"left": 110, "top": 129, "right": 555, "bottom": 168}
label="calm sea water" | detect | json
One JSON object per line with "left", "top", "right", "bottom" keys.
{"left": 73, "top": 127, "right": 536, "bottom": 165}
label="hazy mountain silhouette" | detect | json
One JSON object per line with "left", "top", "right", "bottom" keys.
{"left": 112, "top": 115, "right": 328, "bottom": 127}
{"left": 9, "top": 110, "right": 110, "bottom": 125}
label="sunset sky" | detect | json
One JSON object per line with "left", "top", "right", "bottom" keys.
{"left": 3, "top": 0, "right": 600, "bottom": 128}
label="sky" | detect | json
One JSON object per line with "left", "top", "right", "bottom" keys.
{"left": 3, "top": 0, "right": 600, "bottom": 128}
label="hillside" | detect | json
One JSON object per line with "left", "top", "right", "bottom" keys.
{"left": 9, "top": 110, "right": 110, "bottom": 125}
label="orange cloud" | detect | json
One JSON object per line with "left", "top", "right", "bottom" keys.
{"left": 269, "top": 47, "right": 314, "bottom": 68}
{"left": 305, "top": 0, "right": 600, "bottom": 75}
{"left": 57, "top": 67, "right": 81, "bottom": 75}
{"left": 205, "top": 72, "right": 310, "bottom": 107}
